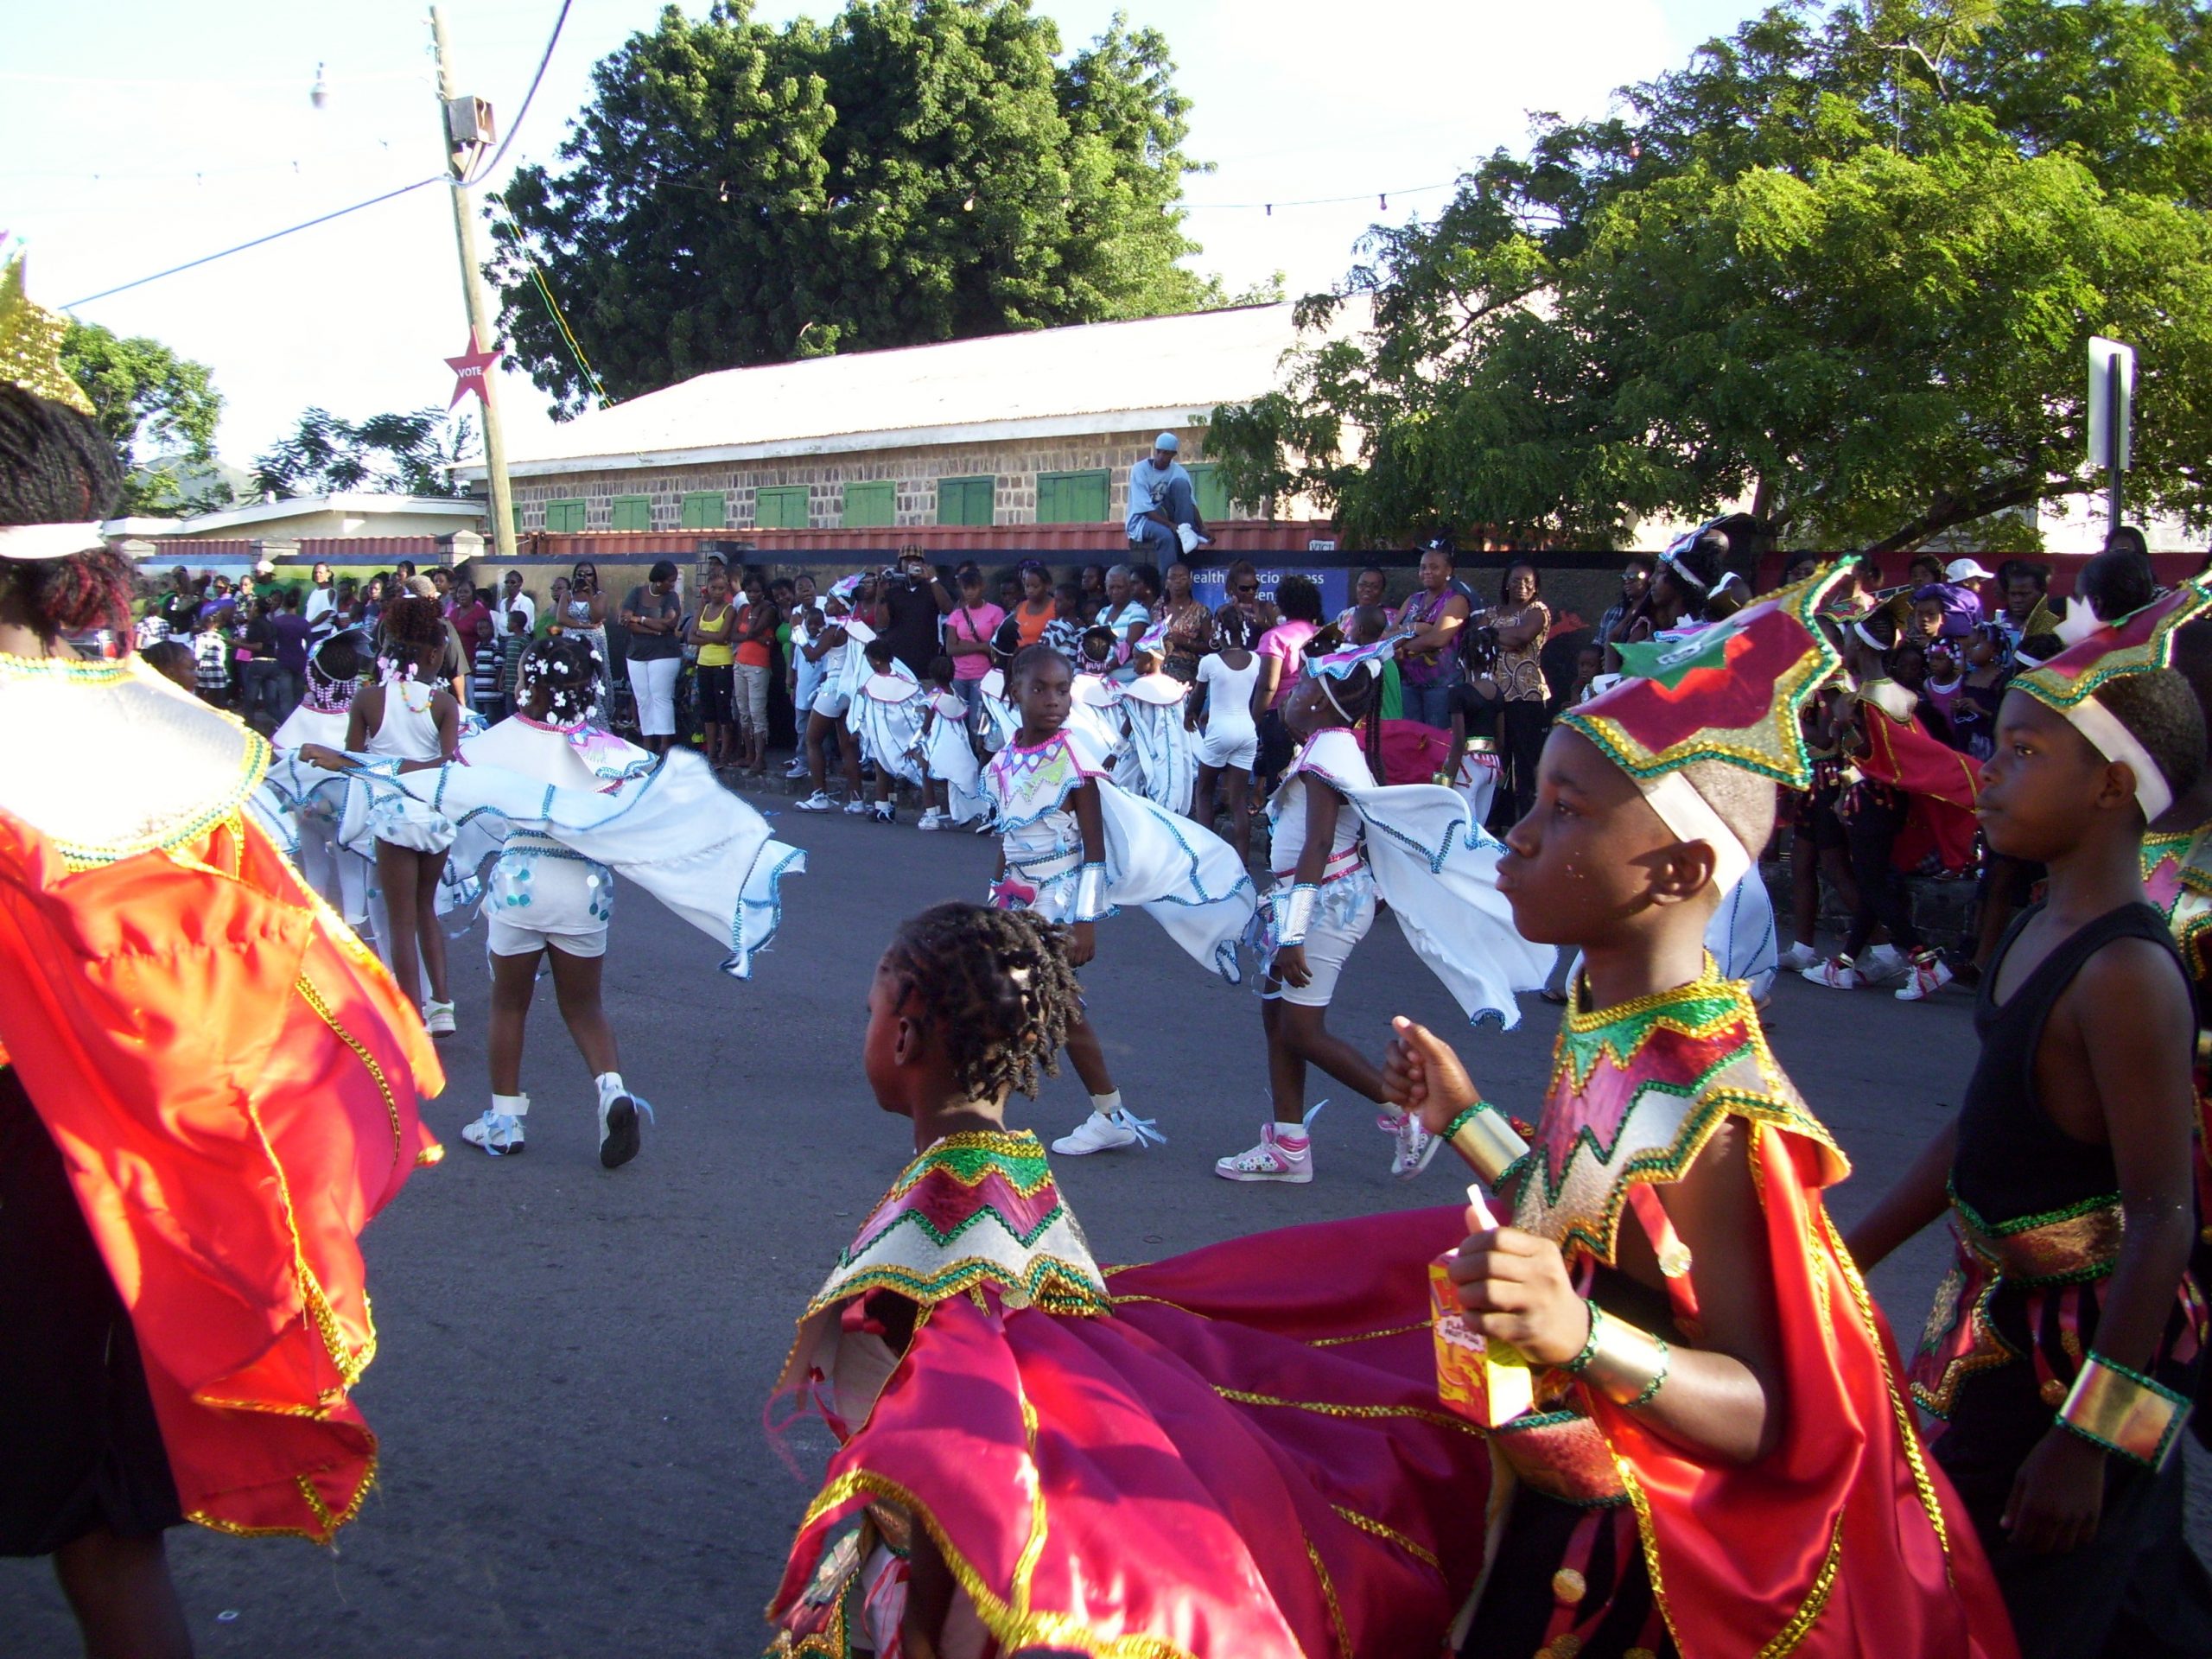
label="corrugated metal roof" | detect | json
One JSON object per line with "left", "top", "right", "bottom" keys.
{"left": 486, "top": 301, "right": 1363, "bottom": 477}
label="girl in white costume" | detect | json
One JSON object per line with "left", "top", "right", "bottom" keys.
{"left": 296, "top": 632, "right": 806, "bottom": 1165}
{"left": 1115, "top": 624, "right": 1198, "bottom": 816}
{"left": 845, "top": 637, "right": 924, "bottom": 824}
{"left": 267, "top": 632, "right": 372, "bottom": 931}
{"left": 915, "top": 655, "right": 986, "bottom": 831}
{"left": 795, "top": 582, "right": 868, "bottom": 814}
{"left": 1189, "top": 634, "right": 1262, "bottom": 863}
{"left": 1217, "top": 639, "right": 1547, "bottom": 1186}
{"left": 346, "top": 594, "right": 460, "bottom": 1035}
{"left": 985, "top": 643, "right": 1255, "bottom": 1155}
{"left": 1066, "top": 626, "right": 1128, "bottom": 756}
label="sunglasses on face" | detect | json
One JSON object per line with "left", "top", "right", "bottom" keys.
{"left": 1234, "top": 582, "right": 1259, "bottom": 594}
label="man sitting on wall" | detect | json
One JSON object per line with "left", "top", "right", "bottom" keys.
{"left": 1126, "top": 432, "right": 1211, "bottom": 559}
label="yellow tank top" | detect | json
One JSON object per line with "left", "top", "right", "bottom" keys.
{"left": 696, "top": 602, "right": 735, "bottom": 667}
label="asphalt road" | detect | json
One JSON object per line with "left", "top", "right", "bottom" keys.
{"left": 6, "top": 796, "right": 2208, "bottom": 1655}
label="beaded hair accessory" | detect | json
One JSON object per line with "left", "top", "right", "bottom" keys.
{"left": 1562, "top": 563, "right": 1854, "bottom": 890}
{"left": 2010, "top": 580, "right": 2211, "bottom": 820}
{"left": 517, "top": 637, "right": 607, "bottom": 722}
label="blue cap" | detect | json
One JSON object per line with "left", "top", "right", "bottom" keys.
{"left": 1154, "top": 432, "right": 1179, "bottom": 452}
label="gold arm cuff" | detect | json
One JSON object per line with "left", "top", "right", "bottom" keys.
{"left": 1580, "top": 1306, "right": 1671, "bottom": 1408}
{"left": 1446, "top": 1103, "right": 1530, "bottom": 1186}
{"left": 2057, "top": 1354, "right": 2190, "bottom": 1470}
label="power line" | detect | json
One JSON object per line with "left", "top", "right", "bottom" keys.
{"left": 61, "top": 176, "right": 443, "bottom": 308}
{"left": 466, "top": 0, "right": 572, "bottom": 182}
{"left": 1183, "top": 181, "right": 1460, "bottom": 214}
{"left": 488, "top": 194, "right": 610, "bottom": 408}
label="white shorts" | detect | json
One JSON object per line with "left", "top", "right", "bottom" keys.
{"left": 485, "top": 843, "right": 612, "bottom": 958}
{"left": 629, "top": 656, "right": 680, "bottom": 736}
{"left": 1198, "top": 726, "right": 1257, "bottom": 770}
{"left": 487, "top": 918, "right": 609, "bottom": 959}
{"left": 1268, "top": 885, "right": 1377, "bottom": 1007}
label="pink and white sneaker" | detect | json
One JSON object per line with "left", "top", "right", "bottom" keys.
{"left": 1894, "top": 950, "right": 1955, "bottom": 1002}
{"left": 1215, "top": 1122, "right": 1313, "bottom": 1184}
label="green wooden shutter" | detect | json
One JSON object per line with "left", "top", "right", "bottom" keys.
{"left": 679, "top": 491, "right": 727, "bottom": 529}
{"left": 512, "top": 502, "right": 524, "bottom": 533}
{"left": 754, "top": 485, "right": 810, "bottom": 529}
{"left": 1036, "top": 468, "right": 1109, "bottom": 524}
{"left": 936, "top": 476, "right": 994, "bottom": 526}
{"left": 609, "top": 495, "right": 652, "bottom": 531}
{"left": 1185, "top": 463, "right": 1230, "bottom": 522}
{"left": 543, "top": 499, "right": 587, "bottom": 533}
{"left": 843, "top": 480, "right": 896, "bottom": 528}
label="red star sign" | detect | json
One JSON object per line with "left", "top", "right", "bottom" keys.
{"left": 444, "top": 330, "right": 503, "bottom": 409}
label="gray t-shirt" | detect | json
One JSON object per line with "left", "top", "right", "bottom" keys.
{"left": 625, "top": 585, "right": 683, "bottom": 661}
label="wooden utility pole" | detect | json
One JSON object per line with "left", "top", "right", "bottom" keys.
{"left": 430, "top": 4, "right": 518, "bottom": 560}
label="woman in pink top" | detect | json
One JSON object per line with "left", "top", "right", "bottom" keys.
{"left": 942, "top": 561, "right": 1006, "bottom": 744}
{"left": 1251, "top": 575, "right": 1324, "bottom": 787}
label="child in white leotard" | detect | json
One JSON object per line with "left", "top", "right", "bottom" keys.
{"left": 1191, "top": 640, "right": 1262, "bottom": 863}
{"left": 302, "top": 594, "right": 460, "bottom": 1034}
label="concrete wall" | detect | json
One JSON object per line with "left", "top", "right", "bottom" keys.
{"left": 508, "top": 425, "right": 1244, "bottom": 532}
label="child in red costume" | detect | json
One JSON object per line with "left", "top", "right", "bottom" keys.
{"left": 0, "top": 288, "right": 442, "bottom": 1655}
{"left": 1385, "top": 566, "right": 2018, "bottom": 1658}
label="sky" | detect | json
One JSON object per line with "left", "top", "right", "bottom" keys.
{"left": 3, "top": 0, "right": 1759, "bottom": 480}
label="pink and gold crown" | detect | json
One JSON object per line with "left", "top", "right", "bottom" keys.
{"left": 1561, "top": 562, "right": 1852, "bottom": 792}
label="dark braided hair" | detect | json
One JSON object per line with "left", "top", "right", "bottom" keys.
{"left": 1008, "top": 641, "right": 1069, "bottom": 689}
{"left": 0, "top": 383, "right": 134, "bottom": 637}
{"left": 884, "top": 904, "right": 1082, "bottom": 1103}
{"left": 518, "top": 632, "right": 602, "bottom": 721}
{"left": 378, "top": 594, "right": 447, "bottom": 679}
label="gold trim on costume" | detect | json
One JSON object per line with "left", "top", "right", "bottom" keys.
{"left": 1302, "top": 1534, "right": 1354, "bottom": 1659}
{"left": 1328, "top": 1503, "right": 1442, "bottom": 1570}
{"left": 1211, "top": 1384, "right": 1488, "bottom": 1437}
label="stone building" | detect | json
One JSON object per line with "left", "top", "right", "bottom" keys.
{"left": 461, "top": 301, "right": 1361, "bottom": 538}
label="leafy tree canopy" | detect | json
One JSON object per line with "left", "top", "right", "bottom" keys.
{"left": 59, "top": 321, "right": 225, "bottom": 516}
{"left": 491, "top": 0, "right": 1229, "bottom": 412}
{"left": 252, "top": 409, "right": 477, "bottom": 499}
{"left": 1208, "top": 0, "right": 2212, "bottom": 552}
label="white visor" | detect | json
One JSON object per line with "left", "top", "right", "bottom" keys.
{"left": 2066, "top": 695, "right": 2172, "bottom": 823}
{"left": 1639, "top": 770, "right": 1753, "bottom": 895}
{"left": 0, "top": 521, "right": 106, "bottom": 562}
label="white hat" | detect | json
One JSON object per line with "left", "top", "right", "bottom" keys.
{"left": 1945, "top": 558, "right": 1996, "bottom": 583}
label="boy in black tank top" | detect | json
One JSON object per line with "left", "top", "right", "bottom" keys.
{"left": 1850, "top": 583, "right": 2212, "bottom": 1657}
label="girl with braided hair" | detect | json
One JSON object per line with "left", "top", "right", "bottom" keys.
{"left": 304, "top": 591, "right": 461, "bottom": 1033}
{"left": 1219, "top": 637, "right": 1545, "bottom": 1186}
{"left": 983, "top": 643, "right": 1253, "bottom": 1155}
{"left": 769, "top": 906, "right": 1501, "bottom": 1659}
{"left": 1, "top": 282, "right": 442, "bottom": 1650}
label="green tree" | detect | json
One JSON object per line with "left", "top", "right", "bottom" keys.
{"left": 490, "top": 1, "right": 1221, "bottom": 412}
{"left": 252, "top": 409, "right": 478, "bottom": 499}
{"left": 59, "top": 321, "right": 225, "bottom": 516}
{"left": 1208, "top": 0, "right": 2212, "bottom": 552}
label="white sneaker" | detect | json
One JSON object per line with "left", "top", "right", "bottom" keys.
{"left": 917, "top": 809, "right": 944, "bottom": 831}
{"left": 423, "top": 999, "right": 456, "bottom": 1036}
{"left": 842, "top": 799, "right": 871, "bottom": 816}
{"left": 1776, "top": 943, "right": 1818, "bottom": 973}
{"left": 460, "top": 1109, "right": 524, "bottom": 1155}
{"left": 1390, "top": 1110, "right": 1441, "bottom": 1180}
{"left": 1052, "top": 1110, "right": 1140, "bottom": 1155}
{"left": 1215, "top": 1122, "right": 1313, "bottom": 1184}
{"left": 784, "top": 759, "right": 810, "bottom": 779}
{"left": 1799, "top": 958, "right": 1865, "bottom": 990}
{"left": 1859, "top": 943, "right": 1908, "bottom": 985}
{"left": 972, "top": 816, "right": 996, "bottom": 835}
{"left": 871, "top": 801, "right": 895, "bottom": 823}
{"left": 598, "top": 1091, "right": 644, "bottom": 1169}
{"left": 795, "top": 790, "right": 836, "bottom": 811}
{"left": 1895, "top": 952, "right": 1955, "bottom": 1002}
